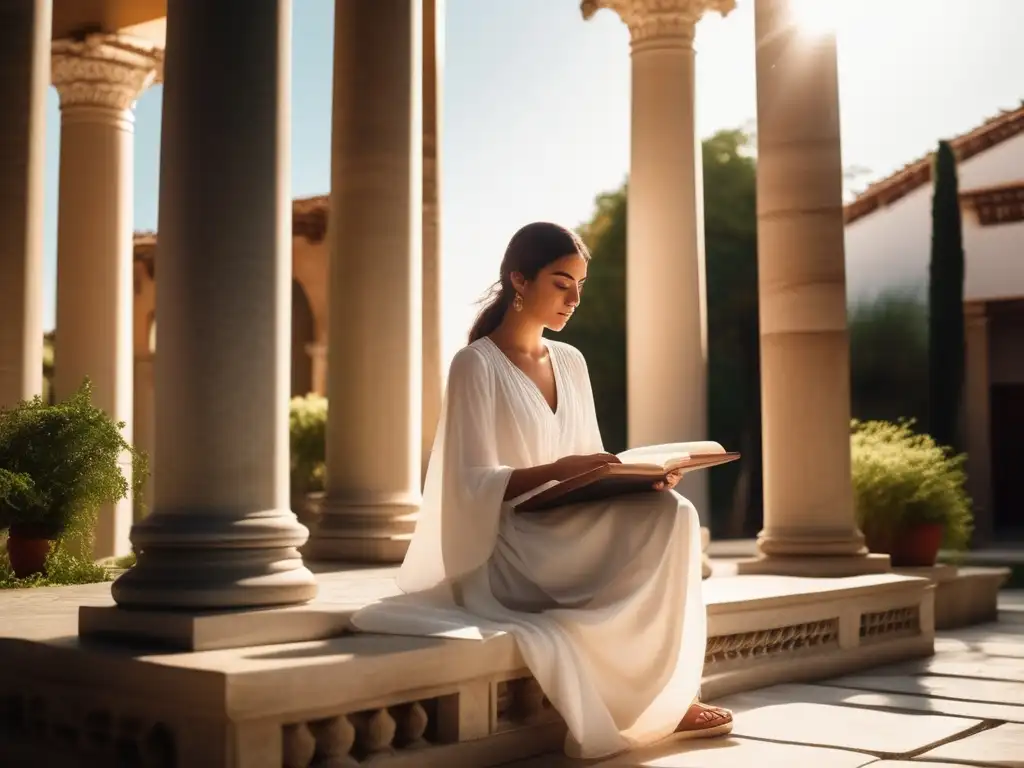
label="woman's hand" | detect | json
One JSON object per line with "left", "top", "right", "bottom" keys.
{"left": 505, "top": 453, "right": 620, "bottom": 500}
{"left": 654, "top": 469, "right": 683, "bottom": 492}
{"left": 553, "top": 452, "right": 621, "bottom": 480}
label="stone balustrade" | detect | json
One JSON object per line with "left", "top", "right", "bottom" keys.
{"left": 0, "top": 572, "right": 935, "bottom": 768}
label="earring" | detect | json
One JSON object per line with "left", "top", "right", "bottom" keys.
{"left": 513, "top": 293, "right": 524, "bottom": 312}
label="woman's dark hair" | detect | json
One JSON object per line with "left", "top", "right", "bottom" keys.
{"left": 467, "top": 222, "right": 591, "bottom": 344}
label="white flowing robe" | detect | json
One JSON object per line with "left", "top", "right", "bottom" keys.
{"left": 350, "top": 337, "right": 707, "bottom": 759}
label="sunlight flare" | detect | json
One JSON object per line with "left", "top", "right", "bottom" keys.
{"left": 790, "top": 0, "right": 839, "bottom": 36}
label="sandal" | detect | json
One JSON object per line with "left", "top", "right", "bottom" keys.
{"left": 674, "top": 702, "right": 734, "bottom": 740}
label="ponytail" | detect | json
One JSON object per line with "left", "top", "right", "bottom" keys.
{"left": 467, "top": 283, "right": 509, "bottom": 344}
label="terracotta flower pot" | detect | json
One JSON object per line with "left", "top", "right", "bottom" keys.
{"left": 5, "top": 532, "right": 53, "bottom": 578}
{"left": 889, "top": 522, "right": 945, "bottom": 567}
{"left": 865, "top": 522, "right": 945, "bottom": 568}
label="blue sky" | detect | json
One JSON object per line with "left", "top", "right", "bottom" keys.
{"left": 39, "top": 0, "right": 1024, "bottom": 364}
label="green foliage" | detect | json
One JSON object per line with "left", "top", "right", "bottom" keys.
{"left": 0, "top": 379, "right": 147, "bottom": 546}
{"left": 113, "top": 550, "right": 137, "bottom": 569}
{"left": 0, "top": 468, "right": 44, "bottom": 515}
{"left": 850, "top": 419, "right": 973, "bottom": 551}
{"left": 560, "top": 128, "right": 762, "bottom": 536}
{"left": 290, "top": 394, "right": 327, "bottom": 494}
{"left": 561, "top": 188, "right": 628, "bottom": 452}
{"left": 927, "top": 140, "right": 966, "bottom": 451}
{"left": 0, "top": 533, "right": 111, "bottom": 589}
{"left": 702, "top": 130, "right": 761, "bottom": 538}
{"left": 42, "top": 331, "right": 55, "bottom": 406}
{"left": 849, "top": 291, "right": 929, "bottom": 426}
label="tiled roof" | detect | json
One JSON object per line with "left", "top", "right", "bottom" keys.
{"left": 844, "top": 103, "right": 1024, "bottom": 225}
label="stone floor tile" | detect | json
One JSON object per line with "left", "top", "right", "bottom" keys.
{"left": 727, "top": 701, "right": 980, "bottom": 755}
{"left": 917, "top": 722, "right": 1024, "bottom": 766}
{"left": 715, "top": 683, "right": 1024, "bottom": 724}
{"left": 934, "top": 637, "right": 1024, "bottom": 658}
{"left": 824, "top": 674, "right": 1024, "bottom": 706}
{"left": 876, "top": 652, "right": 1024, "bottom": 683}
{"left": 935, "top": 627, "right": 1024, "bottom": 659}
{"left": 509, "top": 736, "right": 876, "bottom": 768}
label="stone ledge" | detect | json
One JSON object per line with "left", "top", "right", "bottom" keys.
{"left": 1, "top": 573, "right": 937, "bottom": 767}
{"left": 893, "top": 565, "right": 1010, "bottom": 630}
{"left": 77, "top": 568, "right": 929, "bottom": 653}
{"left": 701, "top": 573, "right": 934, "bottom": 699}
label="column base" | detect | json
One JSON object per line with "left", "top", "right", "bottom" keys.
{"left": 79, "top": 600, "right": 348, "bottom": 652}
{"left": 735, "top": 552, "right": 892, "bottom": 577}
{"left": 110, "top": 508, "right": 319, "bottom": 610}
{"left": 305, "top": 497, "right": 418, "bottom": 563}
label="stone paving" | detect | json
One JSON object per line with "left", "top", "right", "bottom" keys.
{"left": 509, "top": 591, "right": 1024, "bottom": 767}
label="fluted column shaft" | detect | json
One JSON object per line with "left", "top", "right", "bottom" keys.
{"left": 583, "top": 0, "right": 735, "bottom": 524}
{"left": 582, "top": 1, "right": 732, "bottom": 578}
{"left": 111, "top": 0, "right": 317, "bottom": 608}
{"left": 52, "top": 34, "right": 161, "bottom": 558}
{"left": 422, "top": 0, "right": 444, "bottom": 477}
{"left": 736, "top": 0, "right": 888, "bottom": 576}
{"left": 309, "top": 0, "right": 423, "bottom": 562}
{"left": 0, "top": 0, "right": 49, "bottom": 410}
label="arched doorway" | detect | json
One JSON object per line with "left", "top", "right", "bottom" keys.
{"left": 292, "top": 280, "right": 315, "bottom": 397}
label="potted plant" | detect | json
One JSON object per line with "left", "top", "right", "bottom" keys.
{"left": 850, "top": 419, "right": 973, "bottom": 567}
{"left": 289, "top": 393, "right": 327, "bottom": 526}
{"left": 0, "top": 380, "right": 147, "bottom": 578}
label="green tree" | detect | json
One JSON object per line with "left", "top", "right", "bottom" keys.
{"left": 927, "top": 141, "right": 966, "bottom": 450}
{"left": 849, "top": 290, "right": 929, "bottom": 425}
{"left": 703, "top": 130, "right": 761, "bottom": 538}
{"left": 560, "top": 129, "right": 761, "bottom": 536}
{"left": 567, "top": 187, "right": 628, "bottom": 452}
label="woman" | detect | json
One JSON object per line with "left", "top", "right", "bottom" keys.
{"left": 354, "top": 222, "right": 732, "bottom": 759}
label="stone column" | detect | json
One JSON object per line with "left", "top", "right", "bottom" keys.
{"left": 308, "top": 0, "right": 423, "bottom": 562}
{"left": 582, "top": 0, "right": 730, "bottom": 578}
{"left": 306, "top": 341, "right": 328, "bottom": 396}
{"left": 51, "top": 35, "right": 161, "bottom": 559}
{"left": 0, "top": 0, "right": 50, "bottom": 409}
{"left": 736, "top": 0, "right": 888, "bottom": 576}
{"left": 133, "top": 352, "right": 154, "bottom": 520}
{"left": 110, "top": 0, "right": 317, "bottom": 608}
{"left": 422, "top": 0, "right": 444, "bottom": 477}
{"left": 963, "top": 302, "right": 992, "bottom": 545}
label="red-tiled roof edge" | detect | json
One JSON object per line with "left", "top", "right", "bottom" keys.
{"left": 844, "top": 102, "right": 1024, "bottom": 225}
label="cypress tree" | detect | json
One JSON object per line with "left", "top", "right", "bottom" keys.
{"left": 927, "top": 140, "right": 966, "bottom": 450}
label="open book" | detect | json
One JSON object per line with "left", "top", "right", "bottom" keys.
{"left": 515, "top": 442, "right": 740, "bottom": 513}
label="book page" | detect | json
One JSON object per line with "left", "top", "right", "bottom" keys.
{"left": 616, "top": 441, "right": 725, "bottom": 469}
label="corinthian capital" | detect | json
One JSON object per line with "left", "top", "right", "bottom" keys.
{"left": 581, "top": 0, "right": 736, "bottom": 43}
{"left": 52, "top": 34, "right": 163, "bottom": 112}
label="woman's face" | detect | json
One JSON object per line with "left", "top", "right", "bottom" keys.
{"left": 515, "top": 252, "right": 588, "bottom": 332}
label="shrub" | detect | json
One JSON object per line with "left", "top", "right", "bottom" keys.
{"left": 0, "top": 379, "right": 147, "bottom": 546}
{"left": 290, "top": 394, "right": 327, "bottom": 495}
{"left": 850, "top": 419, "right": 973, "bottom": 551}
{"left": 0, "top": 536, "right": 110, "bottom": 588}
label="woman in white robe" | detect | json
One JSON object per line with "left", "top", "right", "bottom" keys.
{"left": 351, "top": 222, "right": 732, "bottom": 759}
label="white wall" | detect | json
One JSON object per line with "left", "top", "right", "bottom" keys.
{"left": 844, "top": 131, "right": 1024, "bottom": 307}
